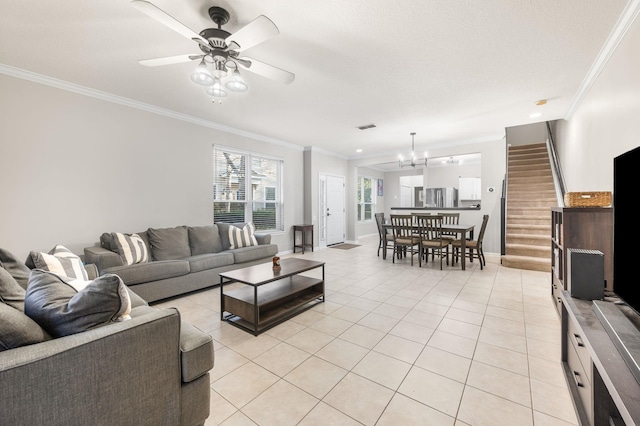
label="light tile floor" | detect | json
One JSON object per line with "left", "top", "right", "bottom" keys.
{"left": 153, "top": 235, "right": 578, "bottom": 426}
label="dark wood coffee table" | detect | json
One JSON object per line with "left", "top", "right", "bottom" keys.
{"left": 219, "top": 258, "right": 325, "bottom": 335}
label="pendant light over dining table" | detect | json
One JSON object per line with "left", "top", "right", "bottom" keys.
{"left": 398, "top": 132, "right": 428, "bottom": 168}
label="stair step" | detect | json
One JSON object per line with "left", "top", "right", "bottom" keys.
{"left": 507, "top": 217, "right": 551, "bottom": 226}
{"left": 509, "top": 170, "right": 554, "bottom": 178}
{"left": 507, "top": 192, "right": 556, "bottom": 200}
{"left": 507, "top": 200, "right": 557, "bottom": 209}
{"left": 506, "top": 234, "right": 550, "bottom": 246}
{"left": 508, "top": 176, "right": 554, "bottom": 184}
{"left": 507, "top": 224, "right": 551, "bottom": 235}
{"left": 505, "top": 243, "right": 550, "bottom": 255}
{"left": 501, "top": 255, "right": 551, "bottom": 272}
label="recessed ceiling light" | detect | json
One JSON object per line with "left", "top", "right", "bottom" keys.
{"left": 529, "top": 112, "right": 542, "bottom": 118}
{"left": 356, "top": 149, "right": 363, "bottom": 153}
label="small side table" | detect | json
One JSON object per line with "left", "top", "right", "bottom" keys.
{"left": 293, "top": 224, "right": 314, "bottom": 254}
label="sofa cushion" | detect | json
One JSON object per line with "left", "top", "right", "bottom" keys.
{"left": 215, "top": 222, "right": 246, "bottom": 250}
{"left": 188, "top": 225, "right": 223, "bottom": 255}
{"left": 0, "top": 267, "right": 26, "bottom": 311}
{"left": 104, "top": 260, "right": 190, "bottom": 285}
{"left": 230, "top": 244, "right": 279, "bottom": 264}
{"left": 148, "top": 226, "right": 191, "bottom": 261}
{"left": 228, "top": 223, "right": 258, "bottom": 249}
{"left": 25, "top": 270, "right": 131, "bottom": 338}
{"left": 0, "top": 247, "right": 31, "bottom": 289}
{"left": 111, "top": 233, "right": 149, "bottom": 265}
{"left": 186, "top": 253, "right": 234, "bottom": 273}
{"left": 0, "top": 302, "right": 51, "bottom": 351}
{"left": 180, "top": 321, "right": 214, "bottom": 383}
{"left": 29, "top": 245, "right": 89, "bottom": 281}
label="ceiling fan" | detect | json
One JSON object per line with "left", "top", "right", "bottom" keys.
{"left": 131, "top": 0, "right": 295, "bottom": 100}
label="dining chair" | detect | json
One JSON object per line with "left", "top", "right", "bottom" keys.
{"left": 453, "top": 214, "right": 489, "bottom": 269}
{"left": 375, "top": 212, "right": 393, "bottom": 259}
{"left": 415, "top": 214, "right": 449, "bottom": 270}
{"left": 390, "top": 214, "right": 420, "bottom": 265}
{"left": 438, "top": 212, "right": 460, "bottom": 242}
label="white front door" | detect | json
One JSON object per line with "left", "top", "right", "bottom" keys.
{"left": 325, "top": 175, "right": 345, "bottom": 246}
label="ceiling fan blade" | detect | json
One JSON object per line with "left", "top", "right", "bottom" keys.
{"left": 131, "top": 0, "right": 210, "bottom": 48}
{"left": 226, "top": 15, "right": 279, "bottom": 52}
{"left": 138, "top": 54, "right": 203, "bottom": 67}
{"left": 239, "top": 57, "right": 295, "bottom": 84}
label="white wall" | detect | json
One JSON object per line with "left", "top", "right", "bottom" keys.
{"left": 0, "top": 74, "right": 304, "bottom": 261}
{"left": 554, "top": 13, "right": 640, "bottom": 191}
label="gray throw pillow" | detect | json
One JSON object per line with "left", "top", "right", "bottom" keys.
{"left": 147, "top": 226, "right": 191, "bottom": 260}
{"left": 25, "top": 270, "right": 131, "bottom": 338}
{"left": 0, "top": 247, "right": 31, "bottom": 290}
{"left": 188, "top": 225, "right": 222, "bottom": 255}
{"left": 215, "top": 222, "right": 246, "bottom": 250}
{"left": 0, "top": 267, "right": 26, "bottom": 311}
{"left": 0, "top": 302, "right": 51, "bottom": 351}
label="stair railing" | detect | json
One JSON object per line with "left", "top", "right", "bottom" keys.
{"left": 546, "top": 121, "right": 566, "bottom": 206}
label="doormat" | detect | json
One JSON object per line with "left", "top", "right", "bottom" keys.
{"left": 329, "top": 244, "right": 361, "bottom": 250}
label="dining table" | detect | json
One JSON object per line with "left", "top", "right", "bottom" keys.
{"left": 382, "top": 223, "right": 476, "bottom": 270}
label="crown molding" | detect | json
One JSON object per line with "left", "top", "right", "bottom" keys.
{"left": 565, "top": 0, "right": 640, "bottom": 119}
{"left": 0, "top": 63, "right": 304, "bottom": 152}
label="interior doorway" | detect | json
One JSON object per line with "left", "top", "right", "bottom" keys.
{"left": 319, "top": 174, "right": 345, "bottom": 246}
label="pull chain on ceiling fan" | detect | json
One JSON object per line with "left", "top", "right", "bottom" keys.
{"left": 131, "top": 0, "right": 295, "bottom": 102}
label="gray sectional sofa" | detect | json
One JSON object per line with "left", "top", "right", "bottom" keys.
{"left": 84, "top": 223, "right": 279, "bottom": 303}
{"left": 0, "top": 248, "right": 214, "bottom": 426}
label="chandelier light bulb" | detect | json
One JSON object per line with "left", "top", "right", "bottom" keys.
{"left": 190, "top": 60, "right": 214, "bottom": 86}
{"left": 206, "top": 77, "right": 228, "bottom": 98}
{"left": 225, "top": 69, "right": 248, "bottom": 92}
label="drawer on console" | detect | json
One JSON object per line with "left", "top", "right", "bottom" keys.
{"left": 566, "top": 338, "right": 593, "bottom": 426}
{"left": 567, "top": 317, "right": 592, "bottom": 385}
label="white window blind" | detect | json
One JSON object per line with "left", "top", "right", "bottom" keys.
{"left": 213, "top": 147, "right": 284, "bottom": 231}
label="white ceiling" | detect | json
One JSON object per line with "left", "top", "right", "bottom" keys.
{"left": 0, "top": 0, "right": 630, "bottom": 159}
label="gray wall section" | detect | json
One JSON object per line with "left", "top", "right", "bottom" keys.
{"left": 0, "top": 73, "right": 304, "bottom": 261}
{"left": 506, "top": 122, "right": 549, "bottom": 146}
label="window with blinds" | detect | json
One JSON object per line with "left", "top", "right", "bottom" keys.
{"left": 357, "top": 176, "right": 376, "bottom": 221}
{"left": 213, "top": 146, "right": 284, "bottom": 231}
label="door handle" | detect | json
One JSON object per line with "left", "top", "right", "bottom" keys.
{"left": 327, "top": 212, "right": 331, "bottom": 216}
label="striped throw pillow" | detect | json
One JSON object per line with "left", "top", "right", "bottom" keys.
{"left": 111, "top": 232, "right": 149, "bottom": 265}
{"left": 30, "top": 245, "right": 88, "bottom": 281}
{"left": 228, "top": 223, "right": 258, "bottom": 249}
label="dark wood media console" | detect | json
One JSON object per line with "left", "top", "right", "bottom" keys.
{"left": 560, "top": 291, "right": 640, "bottom": 425}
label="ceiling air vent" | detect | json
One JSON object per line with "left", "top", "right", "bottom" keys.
{"left": 357, "top": 124, "right": 376, "bottom": 130}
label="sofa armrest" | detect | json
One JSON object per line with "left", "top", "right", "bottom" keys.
{"left": 180, "top": 321, "right": 214, "bottom": 383}
{"left": 0, "top": 308, "right": 182, "bottom": 425}
{"left": 255, "top": 232, "right": 271, "bottom": 245}
{"left": 84, "top": 246, "right": 124, "bottom": 273}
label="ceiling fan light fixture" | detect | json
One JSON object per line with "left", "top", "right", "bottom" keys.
{"left": 225, "top": 69, "right": 248, "bottom": 92}
{"left": 206, "top": 77, "right": 228, "bottom": 98}
{"left": 190, "top": 60, "right": 214, "bottom": 86}
{"left": 211, "top": 60, "right": 228, "bottom": 79}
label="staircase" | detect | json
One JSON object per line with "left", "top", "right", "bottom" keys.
{"left": 501, "top": 142, "right": 557, "bottom": 272}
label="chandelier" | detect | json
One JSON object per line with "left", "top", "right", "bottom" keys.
{"left": 190, "top": 56, "right": 248, "bottom": 103}
{"left": 398, "top": 132, "right": 428, "bottom": 168}
{"left": 443, "top": 156, "right": 461, "bottom": 165}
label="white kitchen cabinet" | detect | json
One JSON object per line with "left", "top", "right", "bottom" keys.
{"left": 459, "top": 177, "right": 481, "bottom": 200}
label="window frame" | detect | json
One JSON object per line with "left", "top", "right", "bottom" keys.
{"left": 213, "top": 145, "right": 284, "bottom": 232}
{"left": 357, "top": 176, "right": 377, "bottom": 222}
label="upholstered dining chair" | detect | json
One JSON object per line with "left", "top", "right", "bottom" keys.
{"left": 415, "top": 214, "right": 450, "bottom": 269}
{"left": 375, "top": 212, "right": 393, "bottom": 259}
{"left": 390, "top": 214, "right": 420, "bottom": 265}
{"left": 453, "top": 214, "right": 489, "bottom": 269}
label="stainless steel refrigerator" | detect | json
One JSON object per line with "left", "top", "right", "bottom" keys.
{"left": 424, "top": 187, "right": 458, "bottom": 208}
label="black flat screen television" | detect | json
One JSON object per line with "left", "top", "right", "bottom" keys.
{"left": 613, "top": 145, "right": 640, "bottom": 315}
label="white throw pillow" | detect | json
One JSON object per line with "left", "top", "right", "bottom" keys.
{"left": 30, "top": 245, "right": 88, "bottom": 281}
{"left": 111, "top": 233, "right": 148, "bottom": 265}
{"left": 228, "top": 223, "right": 258, "bottom": 249}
